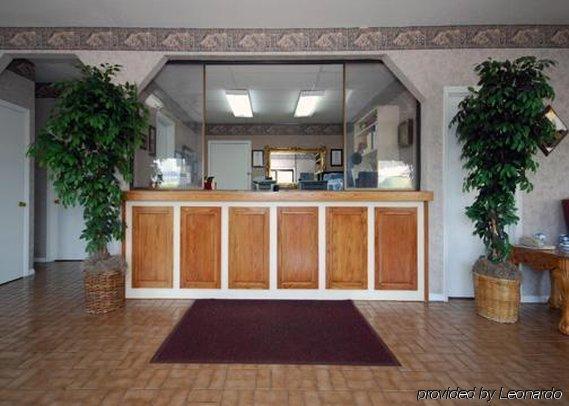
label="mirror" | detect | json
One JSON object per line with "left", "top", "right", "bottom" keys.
{"left": 264, "top": 146, "right": 326, "bottom": 189}
{"left": 344, "top": 62, "right": 419, "bottom": 189}
{"left": 135, "top": 61, "right": 420, "bottom": 191}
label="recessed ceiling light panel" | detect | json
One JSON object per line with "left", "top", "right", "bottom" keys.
{"left": 294, "top": 90, "right": 324, "bottom": 117}
{"left": 225, "top": 90, "right": 253, "bottom": 118}
{"left": 144, "top": 93, "right": 164, "bottom": 110}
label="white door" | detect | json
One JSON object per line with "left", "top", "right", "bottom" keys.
{"left": 444, "top": 88, "right": 486, "bottom": 298}
{"left": 56, "top": 202, "right": 87, "bottom": 260}
{"left": 0, "top": 100, "right": 29, "bottom": 284}
{"left": 48, "top": 184, "right": 120, "bottom": 261}
{"left": 208, "top": 141, "right": 251, "bottom": 190}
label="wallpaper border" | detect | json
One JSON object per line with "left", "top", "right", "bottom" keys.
{"left": 0, "top": 25, "right": 568, "bottom": 52}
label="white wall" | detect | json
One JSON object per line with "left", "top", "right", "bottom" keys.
{"left": 134, "top": 106, "right": 202, "bottom": 188}
{"left": 374, "top": 105, "right": 400, "bottom": 161}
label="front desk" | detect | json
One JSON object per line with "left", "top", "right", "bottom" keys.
{"left": 123, "top": 190, "right": 433, "bottom": 301}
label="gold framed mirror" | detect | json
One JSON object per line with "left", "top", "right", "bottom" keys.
{"left": 263, "top": 146, "right": 326, "bottom": 188}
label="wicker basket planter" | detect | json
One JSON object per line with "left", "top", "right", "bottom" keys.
{"left": 84, "top": 267, "right": 125, "bottom": 314}
{"left": 473, "top": 272, "right": 520, "bottom": 323}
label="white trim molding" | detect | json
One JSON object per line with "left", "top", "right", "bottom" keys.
{"left": 521, "top": 295, "right": 549, "bottom": 303}
{"left": 442, "top": 86, "right": 471, "bottom": 302}
{"left": 428, "top": 293, "right": 447, "bottom": 302}
{"left": 435, "top": 295, "right": 548, "bottom": 303}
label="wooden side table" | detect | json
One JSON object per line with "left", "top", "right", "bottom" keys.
{"left": 511, "top": 246, "right": 569, "bottom": 335}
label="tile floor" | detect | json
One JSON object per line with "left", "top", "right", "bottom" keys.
{"left": 0, "top": 262, "right": 568, "bottom": 405}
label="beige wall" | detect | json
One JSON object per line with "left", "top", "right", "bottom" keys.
{"left": 2, "top": 48, "right": 568, "bottom": 297}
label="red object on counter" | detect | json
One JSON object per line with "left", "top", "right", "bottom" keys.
{"left": 204, "top": 177, "right": 214, "bottom": 190}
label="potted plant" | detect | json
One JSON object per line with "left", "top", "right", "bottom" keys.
{"left": 451, "top": 56, "right": 556, "bottom": 323}
{"left": 29, "top": 64, "right": 148, "bottom": 314}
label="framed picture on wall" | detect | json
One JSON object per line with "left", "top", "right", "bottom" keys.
{"left": 148, "top": 126, "right": 156, "bottom": 157}
{"left": 331, "top": 149, "right": 343, "bottom": 167}
{"left": 252, "top": 149, "right": 264, "bottom": 168}
{"left": 398, "top": 119, "right": 413, "bottom": 148}
{"left": 540, "top": 106, "right": 568, "bottom": 156}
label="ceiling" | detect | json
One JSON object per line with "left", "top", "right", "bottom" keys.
{"left": 205, "top": 64, "right": 343, "bottom": 124}
{"left": 30, "top": 58, "right": 82, "bottom": 82}
{"left": 152, "top": 64, "right": 205, "bottom": 123}
{"left": 152, "top": 63, "right": 345, "bottom": 124}
{"left": 150, "top": 63, "right": 408, "bottom": 124}
{"left": 22, "top": 58, "right": 411, "bottom": 126}
{"left": 1, "top": 0, "right": 568, "bottom": 28}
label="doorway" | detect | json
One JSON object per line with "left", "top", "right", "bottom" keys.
{"left": 443, "top": 87, "right": 522, "bottom": 299}
{"left": 46, "top": 179, "right": 120, "bottom": 261}
{"left": 0, "top": 99, "right": 30, "bottom": 284}
{"left": 208, "top": 140, "right": 251, "bottom": 190}
{"left": 50, "top": 188, "right": 88, "bottom": 261}
{"left": 443, "top": 87, "right": 484, "bottom": 298}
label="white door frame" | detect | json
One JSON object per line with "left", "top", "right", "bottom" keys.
{"left": 207, "top": 140, "right": 252, "bottom": 186}
{"left": 0, "top": 98, "right": 31, "bottom": 278}
{"left": 45, "top": 176, "right": 58, "bottom": 262}
{"left": 443, "top": 87, "right": 470, "bottom": 301}
{"left": 442, "top": 87, "right": 523, "bottom": 301}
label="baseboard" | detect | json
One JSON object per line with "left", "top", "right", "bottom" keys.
{"left": 521, "top": 295, "right": 548, "bottom": 303}
{"left": 428, "top": 293, "right": 447, "bottom": 302}
{"left": 34, "top": 257, "right": 47, "bottom": 263}
{"left": 431, "top": 293, "right": 546, "bottom": 303}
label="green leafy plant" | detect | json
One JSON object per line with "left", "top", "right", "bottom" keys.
{"left": 29, "top": 64, "right": 148, "bottom": 260}
{"left": 451, "top": 56, "right": 556, "bottom": 263}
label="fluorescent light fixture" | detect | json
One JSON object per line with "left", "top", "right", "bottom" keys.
{"left": 225, "top": 90, "right": 253, "bottom": 117}
{"left": 144, "top": 93, "right": 164, "bottom": 110}
{"left": 294, "top": 90, "right": 324, "bottom": 117}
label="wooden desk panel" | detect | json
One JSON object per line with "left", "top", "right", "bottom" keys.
{"left": 326, "top": 207, "right": 368, "bottom": 289}
{"left": 180, "top": 207, "right": 221, "bottom": 289}
{"left": 132, "top": 206, "right": 173, "bottom": 288}
{"left": 228, "top": 207, "right": 270, "bottom": 289}
{"left": 277, "top": 207, "right": 319, "bottom": 289}
{"left": 375, "top": 207, "right": 418, "bottom": 290}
